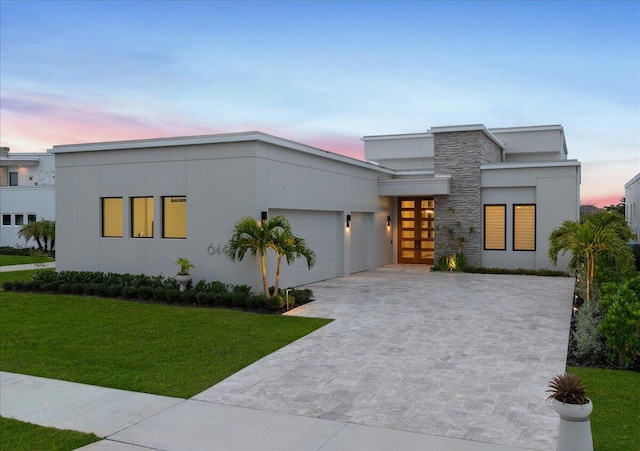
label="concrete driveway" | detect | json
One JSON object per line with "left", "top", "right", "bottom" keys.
{"left": 196, "top": 265, "right": 574, "bottom": 450}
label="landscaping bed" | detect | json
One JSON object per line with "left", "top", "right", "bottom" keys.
{"left": 1, "top": 270, "right": 313, "bottom": 314}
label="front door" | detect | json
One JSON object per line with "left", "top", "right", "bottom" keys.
{"left": 398, "top": 198, "right": 435, "bottom": 264}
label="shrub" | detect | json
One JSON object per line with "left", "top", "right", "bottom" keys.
{"left": 58, "top": 283, "right": 71, "bottom": 293}
{"left": 450, "top": 252, "right": 469, "bottom": 272}
{"left": 573, "top": 301, "right": 605, "bottom": 361}
{"left": 214, "top": 292, "right": 233, "bottom": 307}
{"left": 153, "top": 287, "right": 167, "bottom": 302}
{"left": 195, "top": 291, "right": 210, "bottom": 305}
{"left": 2, "top": 281, "right": 14, "bottom": 291}
{"left": 108, "top": 285, "right": 123, "bottom": 298}
{"left": 138, "top": 286, "right": 154, "bottom": 300}
{"left": 247, "top": 294, "right": 268, "bottom": 309}
{"left": 432, "top": 255, "right": 450, "bottom": 272}
{"left": 70, "top": 283, "right": 84, "bottom": 295}
{"left": 599, "top": 284, "right": 640, "bottom": 369}
{"left": 84, "top": 283, "right": 100, "bottom": 296}
{"left": 165, "top": 289, "right": 181, "bottom": 303}
{"left": 210, "top": 281, "right": 228, "bottom": 293}
{"left": 122, "top": 286, "right": 138, "bottom": 299}
{"left": 231, "top": 292, "right": 248, "bottom": 308}
{"left": 181, "top": 290, "right": 196, "bottom": 304}
{"left": 290, "top": 288, "right": 313, "bottom": 304}
{"left": 268, "top": 295, "right": 284, "bottom": 311}
{"left": 232, "top": 284, "right": 252, "bottom": 296}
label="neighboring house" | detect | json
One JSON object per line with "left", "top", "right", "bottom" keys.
{"left": 50, "top": 124, "right": 579, "bottom": 290}
{"left": 0, "top": 147, "right": 56, "bottom": 247}
{"left": 625, "top": 173, "right": 640, "bottom": 244}
{"left": 580, "top": 204, "right": 601, "bottom": 218}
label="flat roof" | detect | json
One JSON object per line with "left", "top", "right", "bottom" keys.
{"left": 49, "top": 131, "right": 396, "bottom": 175}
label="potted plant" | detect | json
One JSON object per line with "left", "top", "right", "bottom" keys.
{"left": 546, "top": 373, "right": 593, "bottom": 451}
{"left": 174, "top": 257, "right": 194, "bottom": 291}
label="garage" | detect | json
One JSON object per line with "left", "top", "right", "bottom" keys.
{"left": 349, "top": 212, "right": 372, "bottom": 273}
{"left": 269, "top": 209, "right": 343, "bottom": 287}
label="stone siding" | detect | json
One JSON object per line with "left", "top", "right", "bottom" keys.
{"left": 479, "top": 132, "right": 503, "bottom": 164}
{"left": 433, "top": 130, "right": 501, "bottom": 267}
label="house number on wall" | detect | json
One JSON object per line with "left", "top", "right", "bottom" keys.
{"left": 207, "top": 243, "right": 228, "bottom": 256}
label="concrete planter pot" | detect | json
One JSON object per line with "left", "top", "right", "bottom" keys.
{"left": 175, "top": 274, "right": 192, "bottom": 291}
{"left": 552, "top": 398, "right": 593, "bottom": 451}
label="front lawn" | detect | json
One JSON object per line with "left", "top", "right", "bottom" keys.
{"left": 0, "top": 254, "right": 54, "bottom": 266}
{"left": 568, "top": 366, "right": 640, "bottom": 451}
{"left": 0, "top": 293, "right": 331, "bottom": 398}
{"left": 0, "top": 269, "right": 52, "bottom": 287}
{"left": 0, "top": 417, "right": 100, "bottom": 451}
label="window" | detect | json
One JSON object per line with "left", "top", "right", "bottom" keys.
{"left": 2, "top": 214, "right": 10, "bottom": 226}
{"left": 102, "top": 198, "right": 123, "bottom": 237}
{"left": 14, "top": 214, "right": 24, "bottom": 226}
{"left": 514, "top": 204, "right": 536, "bottom": 251}
{"left": 131, "top": 197, "right": 154, "bottom": 238}
{"left": 9, "top": 172, "right": 18, "bottom": 186}
{"left": 27, "top": 214, "right": 37, "bottom": 224}
{"left": 163, "top": 196, "right": 186, "bottom": 238}
{"left": 484, "top": 205, "right": 506, "bottom": 250}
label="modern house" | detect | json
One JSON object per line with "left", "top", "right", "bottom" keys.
{"left": 625, "top": 172, "right": 640, "bottom": 243}
{"left": 0, "top": 147, "right": 56, "bottom": 247}
{"left": 50, "top": 124, "right": 580, "bottom": 290}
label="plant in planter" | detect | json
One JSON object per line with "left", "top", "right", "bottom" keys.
{"left": 174, "top": 257, "right": 194, "bottom": 291}
{"left": 546, "top": 373, "right": 593, "bottom": 451}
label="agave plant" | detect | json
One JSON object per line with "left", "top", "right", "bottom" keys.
{"left": 546, "top": 373, "right": 589, "bottom": 405}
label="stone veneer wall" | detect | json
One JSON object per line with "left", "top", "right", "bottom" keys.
{"left": 433, "top": 130, "right": 502, "bottom": 267}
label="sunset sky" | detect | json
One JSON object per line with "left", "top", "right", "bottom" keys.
{"left": 1, "top": 0, "right": 638, "bottom": 207}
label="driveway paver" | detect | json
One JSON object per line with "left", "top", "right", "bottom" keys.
{"left": 196, "top": 265, "right": 574, "bottom": 450}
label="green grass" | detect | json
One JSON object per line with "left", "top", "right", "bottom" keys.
{"left": 0, "top": 269, "right": 53, "bottom": 288}
{"left": 0, "top": 254, "right": 54, "bottom": 266}
{"left": 0, "top": 293, "right": 331, "bottom": 398}
{"left": 568, "top": 366, "right": 640, "bottom": 451}
{"left": 0, "top": 417, "right": 100, "bottom": 451}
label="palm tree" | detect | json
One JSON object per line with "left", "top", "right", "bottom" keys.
{"left": 41, "top": 220, "right": 55, "bottom": 251}
{"left": 18, "top": 221, "right": 44, "bottom": 250}
{"left": 225, "top": 216, "right": 292, "bottom": 298}
{"left": 549, "top": 212, "right": 634, "bottom": 302}
{"left": 272, "top": 229, "right": 316, "bottom": 296}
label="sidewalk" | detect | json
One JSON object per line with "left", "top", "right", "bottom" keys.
{"left": 1, "top": 372, "right": 529, "bottom": 451}
{"left": 0, "top": 261, "right": 56, "bottom": 272}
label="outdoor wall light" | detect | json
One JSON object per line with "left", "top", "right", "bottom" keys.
{"left": 261, "top": 211, "right": 268, "bottom": 222}
{"left": 346, "top": 214, "right": 351, "bottom": 228}
{"left": 387, "top": 215, "right": 392, "bottom": 227}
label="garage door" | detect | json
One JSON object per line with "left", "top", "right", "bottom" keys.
{"left": 269, "top": 209, "right": 342, "bottom": 287}
{"left": 350, "top": 212, "right": 371, "bottom": 273}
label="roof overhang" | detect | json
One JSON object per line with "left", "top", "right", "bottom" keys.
{"left": 378, "top": 174, "right": 451, "bottom": 196}
{"left": 49, "top": 131, "right": 395, "bottom": 175}
{"left": 0, "top": 157, "right": 40, "bottom": 167}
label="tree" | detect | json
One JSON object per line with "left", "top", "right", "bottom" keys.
{"left": 548, "top": 211, "right": 634, "bottom": 302}
{"left": 18, "top": 221, "right": 44, "bottom": 250}
{"left": 603, "top": 197, "right": 625, "bottom": 216}
{"left": 272, "top": 229, "right": 316, "bottom": 296}
{"left": 18, "top": 219, "right": 55, "bottom": 251}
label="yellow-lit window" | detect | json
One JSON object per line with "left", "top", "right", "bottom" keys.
{"left": 163, "top": 196, "right": 186, "bottom": 238}
{"left": 102, "top": 198, "right": 123, "bottom": 237}
{"left": 131, "top": 197, "right": 154, "bottom": 238}
{"left": 514, "top": 204, "right": 535, "bottom": 251}
{"left": 484, "top": 205, "right": 506, "bottom": 250}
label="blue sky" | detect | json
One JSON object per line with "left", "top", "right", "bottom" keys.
{"left": 1, "top": 0, "right": 638, "bottom": 206}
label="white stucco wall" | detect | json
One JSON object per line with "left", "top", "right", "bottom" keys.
{"left": 480, "top": 162, "right": 580, "bottom": 270}
{"left": 53, "top": 138, "right": 394, "bottom": 291}
{"left": 0, "top": 186, "right": 56, "bottom": 247}
{"left": 625, "top": 173, "right": 640, "bottom": 243}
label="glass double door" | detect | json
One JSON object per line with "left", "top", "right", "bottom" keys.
{"left": 398, "top": 198, "right": 435, "bottom": 264}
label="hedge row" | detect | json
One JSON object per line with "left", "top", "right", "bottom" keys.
{"left": 0, "top": 246, "right": 55, "bottom": 257}
{"left": 466, "top": 267, "right": 570, "bottom": 277}
{"left": 2, "top": 271, "right": 314, "bottom": 313}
